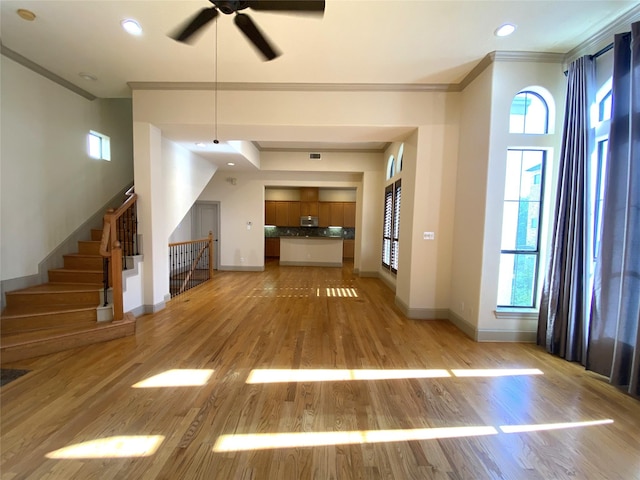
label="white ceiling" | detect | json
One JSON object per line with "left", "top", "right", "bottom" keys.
{"left": 2, "top": 0, "right": 638, "bottom": 167}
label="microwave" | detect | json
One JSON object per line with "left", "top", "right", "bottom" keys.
{"left": 300, "top": 216, "right": 318, "bottom": 227}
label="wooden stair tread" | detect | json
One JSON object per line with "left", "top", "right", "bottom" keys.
{"left": 6, "top": 283, "right": 103, "bottom": 294}
{"left": 1, "top": 303, "right": 99, "bottom": 319}
{"left": 64, "top": 253, "right": 102, "bottom": 258}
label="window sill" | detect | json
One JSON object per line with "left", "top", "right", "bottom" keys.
{"left": 494, "top": 308, "right": 539, "bottom": 320}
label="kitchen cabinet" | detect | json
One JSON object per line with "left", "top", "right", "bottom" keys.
{"left": 265, "top": 237, "right": 280, "bottom": 257}
{"left": 343, "top": 202, "right": 356, "bottom": 228}
{"left": 330, "top": 202, "right": 344, "bottom": 227}
{"left": 288, "top": 202, "right": 301, "bottom": 226}
{"left": 300, "top": 187, "right": 319, "bottom": 202}
{"left": 265, "top": 201, "right": 277, "bottom": 225}
{"left": 318, "top": 202, "right": 331, "bottom": 227}
{"left": 275, "top": 202, "right": 289, "bottom": 227}
{"left": 343, "top": 239, "right": 354, "bottom": 259}
{"left": 300, "top": 201, "right": 318, "bottom": 216}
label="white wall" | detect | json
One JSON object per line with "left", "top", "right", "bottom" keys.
{"left": 1, "top": 56, "right": 133, "bottom": 281}
{"left": 133, "top": 123, "right": 218, "bottom": 309}
{"left": 450, "top": 65, "right": 494, "bottom": 333}
{"left": 394, "top": 117, "right": 460, "bottom": 318}
{"left": 168, "top": 210, "right": 192, "bottom": 244}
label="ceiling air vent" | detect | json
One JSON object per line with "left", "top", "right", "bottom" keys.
{"left": 309, "top": 153, "right": 322, "bottom": 160}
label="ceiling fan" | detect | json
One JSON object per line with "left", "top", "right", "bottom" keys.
{"left": 170, "top": 0, "right": 325, "bottom": 61}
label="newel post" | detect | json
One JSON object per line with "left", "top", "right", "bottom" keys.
{"left": 111, "top": 240, "right": 124, "bottom": 321}
{"left": 208, "top": 231, "right": 214, "bottom": 280}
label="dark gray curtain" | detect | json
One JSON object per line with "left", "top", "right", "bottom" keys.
{"left": 537, "top": 56, "right": 594, "bottom": 363}
{"left": 587, "top": 22, "right": 640, "bottom": 398}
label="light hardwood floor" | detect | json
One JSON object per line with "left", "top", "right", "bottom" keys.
{"left": 2, "top": 262, "right": 639, "bottom": 480}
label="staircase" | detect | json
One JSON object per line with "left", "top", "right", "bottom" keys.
{"left": 1, "top": 228, "right": 136, "bottom": 364}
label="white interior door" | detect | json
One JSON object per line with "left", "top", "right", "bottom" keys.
{"left": 193, "top": 202, "right": 220, "bottom": 270}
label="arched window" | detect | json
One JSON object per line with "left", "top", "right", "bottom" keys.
{"left": 509, "top": 91, "right": 549, "bottom": 134}
{"left": 386, "top": 155, "right": 395, "bottom": 180}
{"left": 395, "top": 143, "right": 404, "bottom": 175}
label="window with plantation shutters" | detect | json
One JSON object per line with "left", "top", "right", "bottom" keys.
{"left": 382, "top": 180, "right": 401, "bottom": 273}
{"left": 391, "top": 179, "right": 401, "bottom": 273}
{"left": 382, "top": 184, "right": 393, "bottom": 268}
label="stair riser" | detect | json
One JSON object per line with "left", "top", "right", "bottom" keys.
{"left": 1, "top": 310, "right": 97, "bottom": 334}
{"left": 78, "top": 241, "right": 101, "bottom": 255}
{"left": 49, "top": 271, "right": 104, "bottom": 284}
{"left": 64, "top": 256, "right": 104, "bottom": 270}
{"left": 5, "top": 291, "right": 101, "bottom": 308}
{"left": 91, "top": 229, "right": 103, "bottom": 241}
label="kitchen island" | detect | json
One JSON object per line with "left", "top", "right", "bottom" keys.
{"left": 279, "top": 236, "right": 343, "bottom": 267}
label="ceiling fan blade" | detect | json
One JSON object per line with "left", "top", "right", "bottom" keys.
{"left": 171, "top": 7, "right": 219, "bottom": 43}
{"left": 234, "top": 13, "right": 280, "bottom": 61}
{"left": 248, "top": 0, "right": 325, "bottom": 15}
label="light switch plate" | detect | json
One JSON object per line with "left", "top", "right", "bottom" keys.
{"left": 423, "top": 231, "right": 435, "bottom": 240}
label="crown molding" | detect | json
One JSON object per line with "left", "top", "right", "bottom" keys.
{"left": 1, "top": 43, "right": 96, "bottom": 101}
{"left": 127, "top": 81, "right": 456, "bottom": 93}
{"left": 457, "top": 51, "right": 564, "bottom": 92}
{"left": 564, "top": 4, "right": 640, "bottom": 66}
{"left": 491, "top": 51, "right": 565, "bottom": 63}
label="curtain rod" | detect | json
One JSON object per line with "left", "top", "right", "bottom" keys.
{"left": 591, "top": 42, "right": 614, "bottom": 59}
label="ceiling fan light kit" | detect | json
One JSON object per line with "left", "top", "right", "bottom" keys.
{"left": 170, "top": 0, "right": 325, "bottom": 61}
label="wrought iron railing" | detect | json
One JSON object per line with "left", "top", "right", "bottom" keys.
{"left": 169, "top": 232, "right": 214, "bottom": 298}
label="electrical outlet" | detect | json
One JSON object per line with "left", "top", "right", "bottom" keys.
{"left": 423, "top": 231, "right": 435, "bottom": 240}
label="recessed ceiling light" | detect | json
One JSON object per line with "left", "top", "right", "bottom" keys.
{"left": 495, "top": 23, "right": 516, "bottom": 37}
{"left": 121, "top": 19, "right": 143, "bottom": 36}
{"left": 79, "top": 72, "right": 97, "bottom": 81}
{"left": 17, "top": 9, "right": 36, "bottom": 21}
{"left": 227, "top": 162, "right": 235, "bottom": 166}
{"left": 195, "top": 142, "right": 206, "bottom": 147}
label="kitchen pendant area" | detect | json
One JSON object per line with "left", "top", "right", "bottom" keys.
{"left": 265, "top": 187, "right": 356, "bottom": 266}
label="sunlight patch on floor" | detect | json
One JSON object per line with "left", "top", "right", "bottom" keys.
{"left": 500, "top": 419, "right": 614, "bottom": 433}
{"left": 212, "top": 419, "right": 614, "bottom": 452}
{"left": 132, "top": 369, "right": 214, "bottom": 388}
{"left": 246, "top": 368, "right": 543, "bottom": 384}
{"left": 451, "top": 368, "right": 544, "bottom": 377}
{"left": 213, "top": 426, "right": 498, "bottom": 452}
{"left": 46, "top": 435, "right": 164, "bottom": 459}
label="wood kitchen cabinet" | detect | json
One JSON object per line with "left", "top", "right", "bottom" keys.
{"left": 343, "top": 202, "right": 356, "bottom": 228}
{"left": 300, "top": 201, "right": 319, "bottom": 216}
{"left": 275, "top": 202, "right": 289, "bottom": 227}
{"left": 330, "top": 202, "right": 344, "bottom": 227}
{"left": 300, "top": 187, "right": 319, "bottom": 202}
{"left": 288, "top": 202, "right": 301, "bottom": 226}
{"left": 343, "top": 239, "right": 354, "bottom": 259}
{"left": 265, "top": 237, "right": 280, "bottom": 257}
{"left": 318, "top": 202, "right": 331, "bottom": 227}
{"left": 265, "top": 201, "right": 277, "bottom": 225}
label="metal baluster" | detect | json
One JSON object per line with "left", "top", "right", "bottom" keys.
{"left": 103, "top": 257, "right": 109, "bottom": 307}
{"left": 170, "top": 245, "right": 174, "bottom": 298}
{"left": 134, "top": 204, "right": 139, "bottom": 255}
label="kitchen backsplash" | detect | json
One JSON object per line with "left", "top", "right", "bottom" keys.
{"left": 265, "top": 226, "right": 355, "bottom": 239}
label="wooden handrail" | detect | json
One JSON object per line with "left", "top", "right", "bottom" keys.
{"left": 98, "top": 187, "right": 138, "bottom": 321}
{"left": 168, "top": 236, "right": 211, "bottom": 248}
{"left": 99, "top": 220, "right": 111, "bottom": 257}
